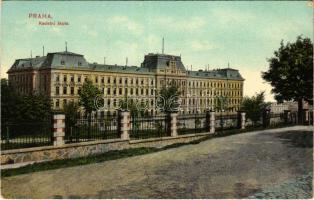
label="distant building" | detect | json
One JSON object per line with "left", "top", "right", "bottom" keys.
{"left": 269, "top": 102, "right": 289, "bottom": 113}
{"left": 270, "top": 101, "right": 313, "bottom": 113}
{"left": 7, "top": 50, "right": 245, "bottom": 115}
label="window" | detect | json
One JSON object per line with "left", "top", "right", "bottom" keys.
{"left": 141, "top": 89, "right": 144, "bottom": 95}
{"left": 151, "top": 79, "right": 154, "bottom": 85}
{"left": 70, "top": 75, "right": 74, "bottom": 82}
{"left": 113, "top": 78, "right": 116, "bottom": 84}
{"left": 130, "top": 88, "right": 133, "bottom": 95}
{"left": 61, "top": 60, "right": 65, "bottom": 65}
{"left": 151, "top": 89, "right": 154, "bottom": 95}
{"left": 125, "top": 88, "right": 128, "bottom": 95}
{"left": 63, "top": 99, "right": 67, "bottom": 106}
{"left": 136, "top": 88, "right": 138, "bottom": 95}
{"left": 56, "top": 99, "right": 60, "bottom": 108}
{"left": 95, "top": 76, "right": 98, "bottom": 83}
{"left": 56, "top": 75, "right": 60, "bottom": 82}
{"left": 113, "top": 88, "right": 116, "bottom": 95}
{"left": 63, "top": 86, "right": 67, "bottom": 95}
{"left": 84, "top": 77, "right": 88, "bottom": 82}
{"left": 125, "top": 78, "right": 128, "bottom": 84}
{"left": 78, "top": 62, "right": 82, "bottom": 66}
{"left": 141, "top": 80, "right": 144, "bottom": 85}
{"left": 108, "top": 77, "right": 110, "bottom": 84}
{"left": 70, "top": 87, "right": 74, "bottom": 95}
{"left": 101, "top": 77, "right": 104, "bottom": 83}
{"left": 107, "top": 88, "right": 111, "bottom": 95}
{"left": 63, "top": 75, "right": 67, "bottom": 82}
{"left": 78, "top": 87, "right": 81, "bottom": 94}
{"left": 170, "top": 60, "right": 176, "bottom": 68}
{"left": 119, "top": 78, "right": 122, "bottom": 84}
{"left": 56, "top": 87, "right": 59, "bottom": 95}
{"left": 78, "top": 76, "right": 81, "bottom": 83}
{"left": 119, "top": 88, "right": 122, "bottom": 95}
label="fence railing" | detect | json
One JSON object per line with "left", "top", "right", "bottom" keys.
{"left": 177, "top": 114, "right": 208, "bottom": 135}
{"left": 1, "top": 110, "right": 305, "bottom": 150}
{"left": 1, "top": 120, "right": 53, "bottom": 150}
{"left": 65, "top": 114, "right": 119, "bottom": 143}
{"left": 215, "top": 114, "right": 239, "bottom": 132}
{"left": 130, "top": 114, "right": 168, "bottom": 139}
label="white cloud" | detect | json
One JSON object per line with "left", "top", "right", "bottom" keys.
{"left": 211, "top": 8, "right": 255, "bottom": 26}
{"left": 105, "top": 15, "right": 143, "bottom": 35}
{"left": 82, "top": 25, "right": 98, "bottom": 37}
{"left": 153, "top": 16, "right": 207, "bottom": 32}
{"left": 49, "top": 26, "right": 63, "bottom": 36}
{"left": 189, "top": 40, "right": 218, "bottom": 51}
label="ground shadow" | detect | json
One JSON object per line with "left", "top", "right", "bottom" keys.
{"left": 272, "top": 130, "right": 313, "bottom": 148}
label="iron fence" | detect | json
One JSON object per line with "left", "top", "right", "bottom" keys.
{"left": 130, "top": 114, "right": 168, "bottom": 139}
{"left": 215, "top": 114, "right": 239, "bottom": 133}
{"left": 177, "top": 114, "right": 208, "bottom": 135}
{"left": 269, "top": 112, "right": 285, "bottom": 127}
{"left": 1, "top": 120, "right": 53, "bottom": 150}
{"left": 65, "top": 114, "right": 119, "bottom": 143}
{"left": 244, "top": 113, "right": 263, "bottom": 128}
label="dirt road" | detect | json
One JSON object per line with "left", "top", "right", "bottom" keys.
{"left": 1, "top": 126, "right": 312, "bottom": 198}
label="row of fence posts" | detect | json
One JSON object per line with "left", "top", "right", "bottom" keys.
{"left": 51, "top": 110, "right": 246, "bottom": 147}
{"left": 51, "top": 109, "right": 311, "bottom": 147}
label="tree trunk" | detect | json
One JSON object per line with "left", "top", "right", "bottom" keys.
{"left": 298, "top": 98, "right": 304, "bottom": 124}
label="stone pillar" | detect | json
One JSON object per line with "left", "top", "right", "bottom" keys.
{"left": 53, "top": 114, "right": 65, "bottom": 146}
{"left": 118, "top": 110, "right": 130, "bottom": 140}
{"left": 303, "top": 109, "right": 309, "bottom": 124}
{"left": 262, "top": 109, "right": 270, "bottom": 128}
{"left": 240, "top": 112, "right": 246, "bottom": 129}
{"left": 284, "top": 110, "right": 291, "bottom": 124}
{"left": 205, "top": 110, "right": 211, "bottom": 132}
{"left": 170, "top": 112, "right": 178, "bottom": 137}
{"left": 209, "top": 111, "right": 215, "bottom": 134}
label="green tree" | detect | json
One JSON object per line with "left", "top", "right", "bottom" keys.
{"left": 78, "top": 79, "right": 102, "bottom": 137}
{"left": 119, "top": 96, "right": 146, "bottom": 117}
{"left": 63, "top": 101, "right": 80, "bottom": 127}
{"left": 18, "top": 93, "right": 52, "bottom": 121}
{"left": 262, "top": 36, "right": 313, "bottom": 123}
{"left": 157, "top": 85, "right": 181, "bottom": 113}
{"left": 78, "top": 79, "right": 102, "bottom": 114}
{"left": 1, "top": 78, "right": 19, "bottom": 121}
{"left": 1, "top": 78, "right": 52, "bottom": 123}
{"left": 214, "top": 96, "right": 228, "bottom": 112}
{"left": 240, "top": 91, "right": 269, "bottom": 125}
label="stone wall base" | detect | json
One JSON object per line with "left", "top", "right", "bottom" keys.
{"left": 1, "top": 133, "right": 209, "bottom": 165}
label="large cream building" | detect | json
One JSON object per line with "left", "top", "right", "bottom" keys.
{"left": 7, "top": 50, "right": 244, "bottom": 115}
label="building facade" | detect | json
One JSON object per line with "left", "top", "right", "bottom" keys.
{"left": 8, "top": 51, "right": 244, "bottom": 115}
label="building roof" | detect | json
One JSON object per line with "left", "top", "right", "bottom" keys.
{"left": 141, "top": 53, "right": 186, "bottom": 72}
{"left": 187, "top": 68, "right": 244, "bottom": 80}
{"left": 8, "top": 50, "right": 244, "bottom": 80}
{"left": 8, "top": 56, "right": 47, "bottom": 71}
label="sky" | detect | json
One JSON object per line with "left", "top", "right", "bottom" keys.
{"left": 1, "top": 1, "right": 313, "bottom": 101}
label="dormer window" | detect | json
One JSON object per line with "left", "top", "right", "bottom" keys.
{"left": 170, "top": 60, "right": 176, "bottom": 69}
{"left": 61, "top": 60, "right": 65, "bottom": 65}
